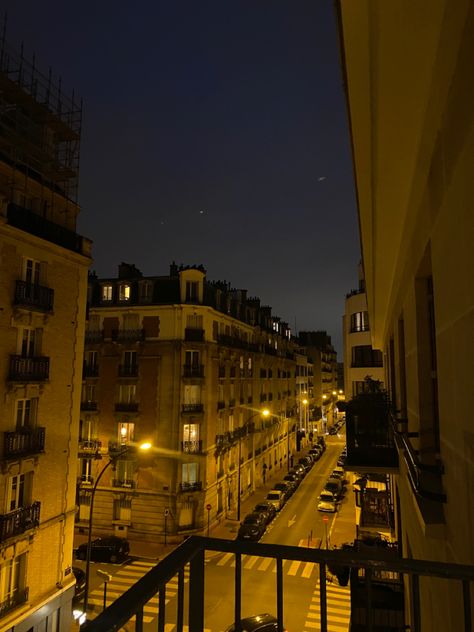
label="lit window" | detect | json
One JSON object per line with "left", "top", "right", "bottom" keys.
{"left": 102, "top": 285, "right": 113, "bottom": 301}
{"left": 118, "top": 422, "right": 134, "bottom": 444}
{"left": 119, "top": 284, "right": 131, "bottom": 301}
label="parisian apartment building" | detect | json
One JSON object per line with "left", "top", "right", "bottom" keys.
{"left": 339, "top": 1, "right": 474, "bottom": 629}
{"left": 0, "top": 35, "right": 91, "bottom": 631}
{"left": 78, "top": 262, "right": 302, "bottom": 541}
{"left": 342, "top": 264, "right": 384, "bottom": 398}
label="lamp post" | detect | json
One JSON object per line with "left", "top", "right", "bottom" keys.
{"left": 237, "top": 409, "right": 269, "bottom": 522}
{"left": 82, "top": 441, "right": 151, "bottom": 615}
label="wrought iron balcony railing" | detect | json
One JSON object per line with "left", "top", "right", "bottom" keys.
{"left": 183, "top": 365, "right": 204, "bottom": 378}
{"left": 81, "top": 401, "right": 98, "bottom": 412}
{"left": 111, "top": 329, "right": 145, "bottom": 343}
{"left": 178, "top": 482, "right": 202, "bottom": 493}
{"left": 115, "top": 402, "right": 139, "bottom": 412}
{"left": 182, "top": 403, "right": 203, "bottom": 414}
{"left": 78, "top": 438, "right": 102, "bottom": 452}
{"left": 85, "top": 330, "right": 104, "bottom": 343}
{"left": 181, "top": 440, "right": 203, "bottom": 454}
{"left": 14, "top": 280, "right": 54, "bottom": 312}
{"left": 112, "top": 478, "right": 136, "bottom": 489}
{"left": 9, "top": 355, "right": 50, "bottom": 381}
{"left": 3, "top": 427, "right": 46, "bottom": 459}
{"left": 118, "top": 364, "right": 139, "bottom": 377}
{"left": 81, "top": 535, "right": 474, "bottom": 632}
{"left": 184, "top": 328, "right": 205, "bottom": 342}
{"left": 0, "top": 587, "right": 29, "bottom": 618}
{"left": 0, "top": 502, "right": 41, "bottom": 543}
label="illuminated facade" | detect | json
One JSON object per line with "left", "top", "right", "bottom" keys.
{"left": 78, "top": 264, "right": 299, "bottom": 540}
{"left": 0, "top": 34, "right": 91, "bottom": 631}
{"left": 338, "top": 1, "right": 474, "bottom": 629}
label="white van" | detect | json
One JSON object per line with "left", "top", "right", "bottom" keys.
{"left": 266, "top": 490, "right": 284, "bottom": 511}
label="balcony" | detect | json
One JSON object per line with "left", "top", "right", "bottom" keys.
{"left": 185, "top": 328, "right": 204, "bottom": 342}
{"left": 7, "top": 202, "right": 85, "bottom": 254}
{"left": 182, "top": 404, "right": 204, "bottom": 414}
{"left": 78, "top": 439, "right": 102, "bottom": 454}
{"left": 3, "top": 427, "right": 46, "bottom": 459}
{"left": 178, "top": 482, "right": 202, "bottom": 493}
{"left": 81, "top": 535, "right": 474, "bottom": 632}
{"left": 9, "top": 355, "right": 50, "bottom": 381}
{"left": 14, "top": 280, "right": 54, "bottom": 312}
{"left": 112, "top": 479, "right": 136, "bottom": 489}
{"left": 83, "top": 363, "right": 99, "bottom": 378}
{"left": 111, "top": 329, "right": 145, "bottom": 343}
{"left": 351, "top": 360, "right": 383, "bottom": 368}
{"left": 80, "top": 401, "right": 98, "bottom": 411}
{"left": 115, "top": 402, "right": 139, "bottom": 412}
{"left": 118, "top": 364, "right": 138, "bottom": 377}
{"left": 345, "top": 391, "right": 399, "bottom": 474}
{"left": 78, "top": 475, "right": 94, "bottom": 485}
{"left": 85, "top": 330, "right": 104, "bottom": 344}
{"left": 183, "top": 364, "right": 204, "bottom": 378}
{"left": 0, "top": 502, "right": 41, "bottom": 543}
{"left": 0, "top": 587, "right": 29, "bottom": 618}
{"left": 181, "top": 440, "right": 203, "bottom": 454}
{"left": 217, "top": 401, "right": 225, "bottom": 410}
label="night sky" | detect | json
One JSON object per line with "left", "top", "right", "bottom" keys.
{"left": 5, "top": 1, "right": 360, "bottom": 355}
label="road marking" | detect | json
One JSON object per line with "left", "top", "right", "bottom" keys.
{"left": 217, "top": 552, "right": 233, "bottom": 566}
{"left": 287, "top": 514, "right": 296, "bottom": 527}
{"left": 287, "top": 560, "right": 301, "bottom": 576}
{"left": 301, "top": 562, "right": 315, "bottom": 578}
{"left": 244, "top": 555, "right": 259, "bottom": 570}
{"left": 258, "top": 557, "right": 273, "bottom": 571}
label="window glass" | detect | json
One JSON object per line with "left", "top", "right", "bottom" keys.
{"left": 102, "top": 285, "right": 113, "bottom": 301}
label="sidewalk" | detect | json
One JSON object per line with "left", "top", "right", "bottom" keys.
{"left": 74, "top": 445, "right": 356, "bottom": 561}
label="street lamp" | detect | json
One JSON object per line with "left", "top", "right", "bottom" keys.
{"left": 82, "top": 441, "right": 151, "bottom": 615}
{"left": 237, "top": 409, "right": 269, "bottom": 522}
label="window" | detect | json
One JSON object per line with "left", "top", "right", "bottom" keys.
{"left": 228, "top": 414, "right": 234, "bottom": 432}
{"left": 185, "top": 350, "right": 200, "bottom": 367}
{"left": 7, "top": 473, "right": 32, "bottom": 512}
{"left": 212, "top": 321, "right": 219, "bottom": 340}
{"left": 114, "top": 460, "right": 134, "bottom": 486}
{"left": 81, "top": 458, "right": 93, "bottom": 483}
{"left": 139, "top": 282, "right": 152, "bottom": 302}
{"left": 86, "top": 350, "right": 98, "bottom": 367}
{"left": 123, "top": 350, "right": 137, "bottom": 368}
{"left": 119, "top": 284, "right": 131, "bottom": 302}
{"left": 183, "top": 423, "right": 200, "bottom": 442}
{"left": 15, "top": 398, "right": 37, "bottom": 429}
{"left": 185, "top": 281, "right": 198, "bottom": 302}
{"left": 119, "top": 384, "right": 136, "bottom": 403}
{"left": 351, "top": 345, "right": 383, "bottom": 367}
{"left": 82, "top": 383, "right": 96, "bottom": 403}
{"left": 0, "top": 554, "right": 27, "bottom": 606}
{"left": 19, "top": 328, "right": 36, "bottom": 357}
{"left": 23, "top": 258, "right": 40, "bottom": 285}
{"left": 114, "top": 498, "right": 132, "bottom": 521}
{"left": 182, "top": 462, "right": 198, "bottom": 484}
{"left": 350, "top": 311, "right": 369, "bottom": 333}
{"left": 118, "top": 422, "right": 134, "bottom": 444}
{"left": 183, "top": 384, "right": 201, "bottom": 404}
{"left": 79, "top": 418, "right": 94, "bottom": 442}
{"left": 186, "top": 314, "right": 203, "bottom": 329}
{"left": 102, "top": 285, "right": 113, "bottom": 301}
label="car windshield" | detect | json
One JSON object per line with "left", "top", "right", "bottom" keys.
{"left": 267, "top": 493, "right": 279, "bottom": 499}
{"left": 244, "top": 515, "right": 259, "bottom": 524}
{"left": 320, "top": 493, "right": 334, "bottom": 501}
{"left": 255, "top": 505, "right": 268, "bottom": 512}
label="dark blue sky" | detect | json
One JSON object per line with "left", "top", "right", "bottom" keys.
{"left": 5, "top": 1, "right": 360, "bottom": 354}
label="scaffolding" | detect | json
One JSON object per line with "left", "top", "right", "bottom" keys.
{"left": 0, "top": 19, "right": 82, "bottom": 203}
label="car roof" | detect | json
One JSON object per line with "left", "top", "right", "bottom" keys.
{"left": 267, "top": 490, "right": 282, "bottom": 497}
{"left": 230, "top": 613, "right": 277, "bottom": 631}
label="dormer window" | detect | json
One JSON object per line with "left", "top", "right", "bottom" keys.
{"left": 139, "top": 282, "right": 152, "bottom": 302}
{"left": 186, "top": 281, "right": 198, "bottom": 302}
{"left": 102, "top": 285, "right": 113, "bottom": 301}
{"left": 119, "top": 284, "right": 131, "bottom": 302}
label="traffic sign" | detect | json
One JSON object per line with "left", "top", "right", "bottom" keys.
{"left": 206, "top": 503, "right": 212, "bottom": 511}
{"left": 323, "top": 515, "right": 329, "bottom": 522}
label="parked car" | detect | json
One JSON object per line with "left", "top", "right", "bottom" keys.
{"left": 316, "top": 435, "right": 326, "bottom": 451}
{"left": 337, "top": 455, "right": 347, "bottom": 467}
{"left": 72, "top": 566, "right": 86, "bottom": 602}
{"left": 273, "top": 481, "right": 292, "bottom": 500}
{"left": 328, "top": 426, "right": 338, "bottom": 435}
{"left": 289, "top": 465, "right": 305, "bottom": 479}
{"left": 330, "top": 468, "right": 346, "bottom": 482}
{"left": 237, "top": 513, "right": 267, "bottom": 541}
{"left": 298, "top": 457, "right": 312, "bottom": 472}
{"left": 317, "top": 491, "right": 338, "bottom": 512}
{"left": 283, "top": 473, "right": 299, "bottom": 490}
{"left": 253, "top": 501, "right": 276, "bottom": 525}
{"left": 75, "top": 536, "right": 130, "bottom": 563}
{"left": 324, "top": 477, "right": 344, "bottom": 500}
{"left": 225, "top": 613, "right": 287, "bottom": 632}
{"left": 308, "top": 446, "right": 322, "bottom": 461}
{"left": 265, "top": 490, "right": 284, "bottom": 511}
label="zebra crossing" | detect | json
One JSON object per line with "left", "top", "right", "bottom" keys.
{"left": 303, "top": 575, "right": 351, "bottom": 631}
{"left": 206, "top": 550, "right": 319, "bottom": 580}
{"left": 88, "top": 560, "right": 196, "bottom": 626}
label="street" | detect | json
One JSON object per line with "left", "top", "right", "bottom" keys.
{"left": 76, "top": 435, "right": 351, "bottom": 631}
